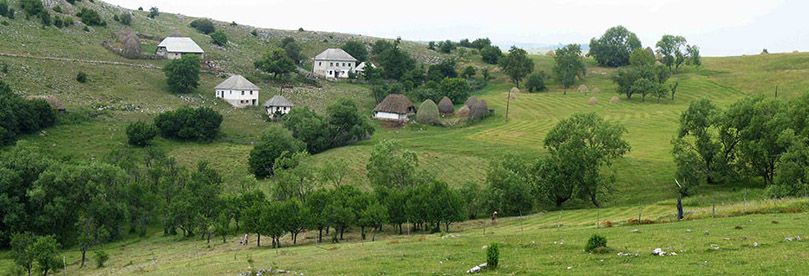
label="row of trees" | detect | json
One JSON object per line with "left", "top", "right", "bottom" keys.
{"left": 589, "top": 26, "right": 701, "bottom": 71}
{"left": 673, "top": 95, "right": 809, "bottom": 200}
{"left": 153, "top": 106, "right": 223, "bottom": 142}
{"left": 0, "top": 81, "right": 58, "bottom": 146}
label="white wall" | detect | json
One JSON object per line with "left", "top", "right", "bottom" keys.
{"left": 313, "top": 59, "right": 356, "bottom": 79}
{"left": 374, "top": 112, "right": 406, "bottom": 121}
{"left": 266, "top": 106, "right": 292, "bottom": 116}
{"left": 216, "top": 89, "right": 259, "bottom": 108}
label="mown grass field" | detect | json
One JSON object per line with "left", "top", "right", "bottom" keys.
{"left": 2, "top": 0, "right": 809, "bottom": 274}
{"left": 3, "top": 198, "right": 805, "bottom": 275}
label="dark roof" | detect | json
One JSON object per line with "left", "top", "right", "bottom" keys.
{"left": 264, "top": 95, "right": 294, "bottom": 107}
{"left": 314, "top": 48, "right": 357, "bottom": 62}
{"left": 216, "top": 75, "right": 260, "bottom": 90}
{"left": 374, "top": 94, "right": 413, "bottom": 114}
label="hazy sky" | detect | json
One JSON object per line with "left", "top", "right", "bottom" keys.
{"left": 105, "top": 0, "right": 807, "bottom": 56}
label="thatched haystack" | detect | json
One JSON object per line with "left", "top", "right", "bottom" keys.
{"left": 464, "top": 96, "right": 479, "bottom": 108}
{"left": 416, "top": 100, "right": 440, "bottom": 125}
{"left": 588, "top": 97, "right": 598, "bottom": 105}
{"left": 591, "top": 87, "right": 601, "bottom": 94}
{"left": 457, "top": 105, "right": 470, "bottom": 117}
{"left": 469, "top": 100, "right": 489, "bottom": 121}
{"left": 577, "top": 85, "right": 589, "bottom": 93}
{"left": 609, "top": 96, "right": 621, "bottom": 104}
{"left": 438, "top": 96, "right": 454, "bottom": 115}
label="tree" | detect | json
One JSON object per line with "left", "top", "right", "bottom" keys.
{"left": 589, "top": 26, "right": 642, "bottom": 67}
{"left": 273, "top": 151, "right": 317, "bottom": 201}
{"left": 248, "top": 126, "right": 305, "bottom": 178}
{"left": 282, "top": 107, "right": 331, "bottom": 153}
{"left": 325, "top": 99, "right": 374, "bottom": 147}
{"left": 163, "top": 55, "right": 200, "bottom": 93}
{"left": 427, "top": 59, "right": 458, "bottom": 82}
{"left": 366, "top": 139, "right": 419, "bottom": 189}
{"left": 629, "top": 48, "right": 655, "bottom": 66}
{"left": 76, "top": 8, "right": 105, "bottom": 26}
{"left": 319, "top": 159, "right": 349, "bottom": 187}
{"left": 278, "top": 199, "right": 309, "bottom": 244}
{"left": 480, "top": 46, "right": 502, "bottom": 64}
{"left": 655, "top": 35, "right": 687, "bottom": 72}
{"left": 416, "top": 100, "right": 440, "bottom": 125}
{"left": 461, "top": 66, "right": 476, "bottom": 79}
{"left": 148, "top": 7, "right": 159, "bottom": 19}
{"left": 305, "top": 189, "right": 331, "bottom": 242}
{"left": 553, "top": 44, "right": 586, "bottom": 91}
{"left": 727, "top": 97, "right": 790, "bottom": 185}
{"left": 210, "top": 31, "right": 228, "bottom": 46}
{"left": 544, "top": 113, "right": 630, "bottom": 207}
{"left": 342, "top": 40, "right": 368, "bottom": 62}
{"left": 153, "top": 107, "right": 222, "bottom": 142}
{"left": 31, "top": 235, "right": 59, "bottom": 276}
{"left": 190, "top": 18, "right": 215, "bottom": 34}
{"left": 281, "top": 38, "right": 305, "bottom": 64}
{"left": 499, "top": 46, "right": 534, "bottom": 87}
{"left": 673, "top": 99, "right": 725, "bottom": 185}
{"left": 612, "top": 65, "right": 670, "bottom": 100}
{"left": 525, "top": 72, "right": 546, "bottom": 92}
{"left": 770, "top": 131, "right": 809, "bottom": 198}
{"left": 126, "top": 121, "right": 157, "bottom": 147}
{"left": 10, "top": 232, "right": 35, "bottom": 276}
{"left": 118, "top": 12, "right": 132, "bottom": 25}
{"left": 485, "top": 155, "right": 534, "bottom": 216}
{"left": 531, "top": 155, "right": 575, "bottom": 207}
{"left": 439, "top": 77, "right": 471, "bottom": 103}
{"left": 358, "top": 201, "right": 388, "bottom": 241}
{"left": 254, "top": 49, "right": 296, "bottom": 78}
{"left": 686, "top": 45, "right": 701, "bottom": 67}
{"left": 376, "top": 44, "right": 415, "bottom": 80}
{"left": 438, "top": 40, "right": 455, "bottom": 53}
{"left": 471, "top": 38, "right": 492, "bottom": 49}
{"left": 459, "top": 181, "right": 482, "bottom": 219}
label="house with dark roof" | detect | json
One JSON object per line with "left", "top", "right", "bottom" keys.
{"left": 373, "top": 94, "right": 415, "bottom": 122}
{"left": 156, "top": 37, "right": 204, "bottom": 59}
{"left": 215, "top": 75, "right": 260, "bottom": 107}
{"left": 312, "top": 48, "right": 358, "bottom": 79}
{"left": 264, "top": 95, "right": 294, "bottom": 118}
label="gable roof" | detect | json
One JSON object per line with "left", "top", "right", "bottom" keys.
{"left": 314, "top": 48, "right": 357, "bottom": 62}
{"left": 264, "top": 95, "right": 294, "bottom": 107}
{"left": 158, "top": 37, "right": 204, "bottom": 53}
{"left": 374, "top": 94, "right": 414, "bottom": 114}
{"left": 215, "top": 75, "right": 260, "bottom": 90}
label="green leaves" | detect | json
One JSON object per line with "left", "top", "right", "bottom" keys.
{"left": 163, "top": 55, "right": 200, "bottom": 93}
{"left": 499, "top": 46, "right": 534, "bottom": 87}
{"left": 553, "top": 44, "right": 586, "bottom": 89}
{"left": 589, "top": 25, "right": 642, "bottom": 67}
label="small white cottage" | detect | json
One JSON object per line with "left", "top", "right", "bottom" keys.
{"left": 156, "top": 37, "right": 204, "bottom": 59}
{"left": 353, "top": 62, "right": 375, "bottom": 75}
{"left": 215, "top": 75, "right": 260, "bottom": 108}
{"left": 264, "top": 95, "right": 294, "bottom": 118}
{"left": 312, "top": 48, "right": 357, "bottom": 79}
{"left": 373, "top": 94, "right": 415, "bottom": 122}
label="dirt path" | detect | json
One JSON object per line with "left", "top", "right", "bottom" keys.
{"left": 0, "top": 52, "right": 162, "bottom": 70}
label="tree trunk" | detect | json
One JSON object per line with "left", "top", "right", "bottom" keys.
{"left": 361, "top": 226, "right": 366, "bottom": 240}
{"left": 318, "top": 228, "right": 323, "bottom": 243}
{"left": 590, "top": 193, "right": 602, "bottom": 208}
{"left": 676, "top": 194, "right": 684, "bottom": 220}
{"left": 339, "top": 226, "right": 345, "bottom": 240}
{"left": 256, "top": 234, "right": 261, "bottom": 247}
{"left": 80, "top": 247, "right": 87, "bottom": 268}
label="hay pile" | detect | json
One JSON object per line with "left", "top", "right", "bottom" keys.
{"left": 438, "top": 96, "right": 454, "bottom": 115}
{"left": 610, "top": 96, "right": 621, "bottom": 104}
{"left": 588, "top": 97, "right": 598, "bottom": 105}
{"left": 577, "top": 85, "right": 589, "bottom": 93}
{"left": 416, "top": 100, "right": 440, "bottom": 125}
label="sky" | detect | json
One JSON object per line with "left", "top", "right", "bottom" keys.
{"left": 104, "top": 0, "right": 808, "bottom": 56}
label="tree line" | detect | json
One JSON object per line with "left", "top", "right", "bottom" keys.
{"left": 673, "top": 95, "right": 809, "bottom": 204}
{"left": 0, "top": 81, "right": 57, "bottom": 147}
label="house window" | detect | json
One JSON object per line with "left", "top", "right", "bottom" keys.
{"left": 319, "top": 62, "right": 322, "bottom": 66}
{"left": 330, "top": 62, "right": 333, "bottom": 66}
{"left": 250, "top": 91, "right": 253, "bottom": 95}
{"left": 242, "top": 91, "right": 245, "bottom": 96}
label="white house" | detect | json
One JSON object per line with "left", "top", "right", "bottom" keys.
{"left": 312, "top": 48, "right": 357, "bottom": 79}
{"left": 373, "top": 94, "right": 415, "bottom": 122}
{"left": 264, "top": 95, "right": 294, "bottom": 118}
{"left": 354, "top": 62, "right": 375, "bottom": 74}
{"left": 215, "top": 75, "right": 260, "bottom": 108}
{"left": 156, "top": 37, "right": 204, "bottom": 59}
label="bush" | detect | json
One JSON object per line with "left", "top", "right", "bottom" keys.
{"left": 154, "top": 107, "right": 222, "bottom": 142}
{"left": 525, "top": 72, "right": 546, "bottom": 92}
{"left": 440, "top": 77, "right": 471, "bottom": 103}
{"left": 0, "top": 82, "right": 57, "bottom": 146}
{"left": 480, "top": 46, "right": 502, "bottom": 64}
{"left": 249, "top": 126, "right": 305, "bottom": 178}
{"left": 0, "top": 1, "right": 9, "bottom": 17}
{"left": 190, "top": 18, "right": 215, "bottom": 34}
{"left": 93, "top": 250, "right": 109, "bottom": 268}
{"left": 76, "top": 72, "right": 87, "bottom": 83}
{"left": 163, "top": 55, "right": 200, "bottom": 93}
{"left": 416, "top": 100, "right": 440, "bottom": 125}
{"left": 148, "top": 7, "right": 159, "bottom": 19}
{"left": 486, "top": 243, "right": 499, "bottom": 269}
{"left": 126, "top": 121, "right": 157, "bottom": 147}
{"left": 210, "top": 31, "right": 228, "bottom": 46}
{"left": 584, "top": 234, "right": 608, "bottom": 253}
{"left": 118, "top": 12, "right": 132, "bottom": 25}
{"left": 76, "top": 8, "right": 105, "bottom": 26}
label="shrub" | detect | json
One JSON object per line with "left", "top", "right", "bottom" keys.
{"left": 438, "top": 96, "right": 454, "bottom": 115}
{"left": 480, "top": 46, "right": 502, "bottom": 64}
{"left": 93, "top": 250, "right": 109, "bottom": 268}
{"left": 190, "top": 18, "right": 215, "bottom": 34}
{"left": 20, "top": 0, "right": 44, "bottom": 17}
{"left": 486, "top": 243, "right": 499, "bottom": 269}
{"left": 525, "top": 72, "right": 546, "bottom": 92}
{"left": 248, "top": 126, "right": 305, "bottom": 178}
{"left": 250, "top": 29, "right": 258, "bottom": 36}
{"left": 210, "top": 31, "right": 228, "bottom": 46}
{"left": 0, "top": 1, "right": 8, "bottom": 18}
{"left": 148, "top": 7, "right": 159, "bottom": 19}
{"left": 76, "top": 8, "right": 105, "bottom": 26}
{"left": 154, "top": 107, "right": 222, "bottom": 142}
{"left": 76, "top": 72, "right": 88, "bottom": 83}
{"left": 416, "top": 100, "right": 440, "bottom": 125}
{"left": 584, "top": 234, "right": 608, "bottom": 253}
{"left": 118, "top": 12, "right": 132, "bottom": 25}
{"left": 0, "top": 81, "right": 57, "bottom": 146}
{"left": 126, "top": 121, "right": 157, "bottom": 147}
{"left": 440, "top": 77, "right": 471, "bottom": 103}
{"left": 163, "top": 55, "right": 200, "bottom": 93}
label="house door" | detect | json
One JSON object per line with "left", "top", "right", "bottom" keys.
{"left": 252, "top": 99, "right": 256, "bottom": 106}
